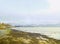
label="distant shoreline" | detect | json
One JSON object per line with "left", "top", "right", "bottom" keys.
{"left": 15, "top": 26, "right": 60, "bottom": 27}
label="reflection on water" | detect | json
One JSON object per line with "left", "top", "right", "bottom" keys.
{"left": 12, "top": 27, "right": 60, "bottom": 40}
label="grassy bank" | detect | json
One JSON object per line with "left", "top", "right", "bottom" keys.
{"left": 0, "top": 29, "right": 60, "bottom": 44}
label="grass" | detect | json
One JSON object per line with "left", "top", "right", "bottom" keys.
{"left": 0, "top": 29, "right": 60, "bottom": 44}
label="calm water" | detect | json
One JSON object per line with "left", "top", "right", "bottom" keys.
{"left": 12, "top": 27, "right": 60, "bottom": 40}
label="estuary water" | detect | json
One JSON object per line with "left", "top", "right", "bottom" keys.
{"left": 12, "top": 27, "right": 60, "bottom": 40}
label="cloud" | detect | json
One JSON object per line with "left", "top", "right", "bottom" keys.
{"left": 31, "top": 0, "right": 60, "bottom": 15}
{"left": 48, "top": 0, "right": 60, "bottom": 12}
{"left": 0, "top": 0, "right": 60, "bottom": 15}
{"left": 0, "top": 0, "right": 60, "bottom": 24}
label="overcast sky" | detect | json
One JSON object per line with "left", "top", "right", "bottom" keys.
{"left": 0, "top": 0, "right": 60, "bottom": 24}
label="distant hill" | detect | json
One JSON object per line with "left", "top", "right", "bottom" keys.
{"left": 14, "top": 24, "right": 60, "bottom": 27}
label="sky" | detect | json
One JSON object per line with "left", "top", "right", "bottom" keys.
{"left": 0, "top": 0, "right": 60, "bottom": 25}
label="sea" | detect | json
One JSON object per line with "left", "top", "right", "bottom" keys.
{"left": 12, "top": 27, "right": 60, "bottom": 40}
